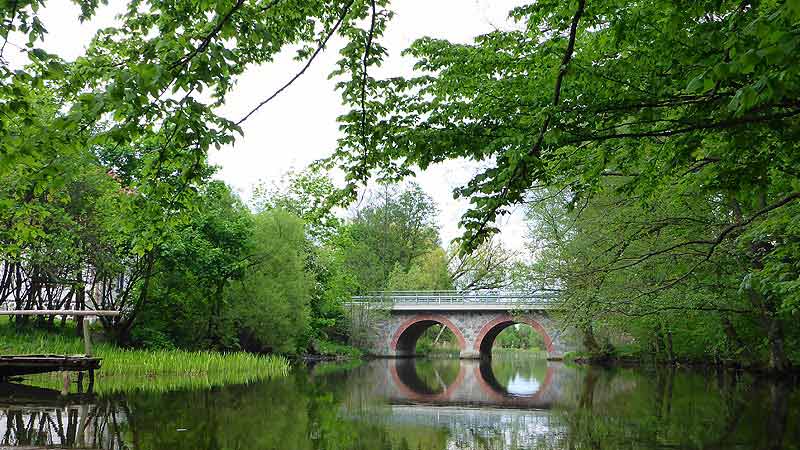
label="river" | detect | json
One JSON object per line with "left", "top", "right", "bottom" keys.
{"left": 0, "top": 354, "right": 798, "bottom": 449}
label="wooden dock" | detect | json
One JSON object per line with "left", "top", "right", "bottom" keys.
{"left": 0, "top": 310, "right": 119, "bottom": 386}
{"left": 0, "top": 355, "right": 101, "bottom": 378}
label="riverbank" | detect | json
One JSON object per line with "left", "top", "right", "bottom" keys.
{"left": 307, "top": 338, "right": 364, "bottom": 361}
{"left": 0, "top": 321, "right": 290, "bottom": 387}
{"left": 564, "top": 348, "right": 800, "bottom": 374}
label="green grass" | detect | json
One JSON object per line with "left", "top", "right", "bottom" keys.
{"left": 310, "top": 359, "right": 364, "bottom": 376}
{"left": 0, "top": 321, "right": 290, "bottom": 392}
{"left": 492, "top": 347, "right": 549, "bottom": 358}
{"left": 312, "top": 338, "right": 364, "bottom": 358}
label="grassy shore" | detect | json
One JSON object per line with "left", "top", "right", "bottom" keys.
{"left": 492, "top": 347, "right": 549, "bottom": 359}
{"left": 0, "top": 320, "right": 290, "bottom": 392}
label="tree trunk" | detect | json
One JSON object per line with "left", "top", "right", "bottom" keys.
{"left": 666, "top": 330, "right": 675, "bottom": 363}
{"left": 720, "top": 314, "right": 754, "bottom": 363}
{"left": 582, "top": 323, "right": 601, "bottom": 356}
{"left": 764, "top": 312, "right": 789, "bottom": 372}
{"left": 749, "top": 288, "right": 788, "bottom": 372}
{"left": 75, "top": 270, "right": 85, "bottom": 338}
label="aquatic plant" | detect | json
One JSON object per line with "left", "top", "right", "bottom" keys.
{"left": 1, "top": 322, "right": 290, "bottom": 393}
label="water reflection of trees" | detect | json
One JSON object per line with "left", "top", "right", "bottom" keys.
{"left": 351, "top": 359, "right": 798, "bottom": 450}
{"left": 488, "top": 353, "right": 548, "bottom": 395}
{"left": 0, "top": 364, "right": 796, "bottom": 450}
{"left": 558, "top": 367, "right": 797, "bottom": 450}
{"left": 0, "top": 396, "right": 130, "bottom": 449}
{"left": 401, "top": 358, "right": 461, "bottom": 395}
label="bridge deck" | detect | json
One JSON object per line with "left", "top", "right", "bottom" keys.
{"left": 349, "top": 291, "right": 559, "bottom": 310}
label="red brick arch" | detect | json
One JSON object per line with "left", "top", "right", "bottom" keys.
{"left": 391, "top": 314, "right": 467, "bottom": 353}
{"left": 473, "top": 314, "right": 554, "bottom": 355}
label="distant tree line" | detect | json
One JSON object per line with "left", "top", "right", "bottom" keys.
{"left": 0, "top": 146, "right": 514, "bottom": 354}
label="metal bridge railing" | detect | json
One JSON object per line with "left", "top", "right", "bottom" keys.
{"left": 349, "top": 290, "right": 558, "bottom": 306}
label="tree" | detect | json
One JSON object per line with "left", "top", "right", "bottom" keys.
{"left": 329, "top": 0, "right": 800, "bottom": 370}
{"left": 131, "top": 181, "right": 252, "bottom": 349}
{"left": 387, "top": 247, "right": 453, "bottom": 291}
{"left": 0, "top": 0, "right": 397, "bottom": 352}
{"left": 252, "top": 169, "right": 343, "bottom": 242}
{"left": 523, "top": 182, "right": 798, "bottom": 366}
{"left": 342, "top": 182, "right": 441, "bottom": 291}
{"left": 448, "top": 238, "right": 517, "bottom": 291}
{"left": 226, "top": 210, "right": 312, "bottom": 354}
{"left": 1, "top": 0, "right": 394, "bottom": 311}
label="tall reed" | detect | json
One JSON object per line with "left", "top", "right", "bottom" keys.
{"left": 1, "top": 322, "right": 290, "bottom": 392}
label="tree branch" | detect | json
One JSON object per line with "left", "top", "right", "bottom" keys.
{"left": 169, "top": 0, "right": 253, "bottom": 72}
{"left": 360, "top": 0, "right": 377, "bottom": 151}
{"left": 602, "top": 191, "right": 800, "bottom": 273}
{"left": 565, "top": 106, "right": 800, "bottom": 145}
{"left": 464, "top": 0, "right": 586, "bottom": 250}
{"left": 236, "top": 0, "right": 353, "bottom": 126}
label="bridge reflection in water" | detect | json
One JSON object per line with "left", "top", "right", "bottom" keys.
{"left": 383, "top": 358, "right": 567, "bottom": 409}
{"left": 347, "top": 357, "right": 575, "bottom": 448}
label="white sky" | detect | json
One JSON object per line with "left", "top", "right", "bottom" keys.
{"left": 8, "top": 0, "right": 529, "bottom": 250}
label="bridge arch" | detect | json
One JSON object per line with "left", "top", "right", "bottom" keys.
{"left": 391, "top": 314, "right": 467, "bottom": 357}
{"left": 389, "top": 359, "right": 467, "bottom": 402}
{"left": 474, "top": 314, "right": 554, "bottom": 357}
{"left": 384, "top": 359, "right": 558, "bottom": 408}
{"left": 474, "top": 360, "right": 556, "bottom": 405}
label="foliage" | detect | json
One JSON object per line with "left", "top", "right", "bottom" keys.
{"left": 325, "top": 0, "right": 800, "bottom": 370}
{"left": 252, "top": 169, "right": 343, "bottom": 242}
{"left": 332, "top": 0, "right": 800, "bottom": 250}
{"left": 5, "top": 0, "right": 796, "bottom": 371}
{"left": 523, "top": 184, "right": 800, "bottom": 368}
{"left": 226, "top": 209, "right": 312, "bottom": 354}
{"left": 340, "top": 182, "right": 442, "bottom": 292}
{"left": 132, "top": 181, "right": 253, "bottom": 349}
{"left": 1, "top": 0, "right": 393, "bottom": 251}
{"left": 311, "top": 338, "right": 364, "bottom": 359}
{"left": 0, "top": 322, "right": 289, "bottom": 386}
{"left": 448, "top": 238, "right": 517, "bottom": 291}
{"left": 494, "top": 324, "right": 546, "bottom": 351}
{"left": 388, "top": 247, "right": 453, "bottom": 291}
{"left": 414, "top": 324, "right": 458, "bottom": 356}
{"left": 0, "top": 0, "right": 400, "bottom": 356}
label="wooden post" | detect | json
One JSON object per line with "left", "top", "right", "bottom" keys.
{"left": 82, "top": 317, "right": 92, "bottom": 357}
{"left": 61, "top": 371, "right": 70, "bottom": 396}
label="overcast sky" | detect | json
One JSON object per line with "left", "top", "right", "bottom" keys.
{"left": 10, "top": 0, "right": 529, "bottom": 250}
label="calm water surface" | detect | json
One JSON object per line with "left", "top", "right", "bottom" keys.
{"left": 1, "top": 354, "right": 798, "bottom": 449}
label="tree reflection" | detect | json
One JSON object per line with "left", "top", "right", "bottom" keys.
{"left": 554, "top": 367, "right": 799, "bottom": 450}
{"left": 394, "top": 358, "right": 461, "bottom": 396}
{"left": 0, "top": 385, "right": 129, "bottom": 449}
{"left": 0, "top": 363, "right": 797, "bottom": 450}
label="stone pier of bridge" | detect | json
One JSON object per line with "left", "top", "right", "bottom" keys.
{"left": 348, "top": 292, "right": 579, "bottom": 359}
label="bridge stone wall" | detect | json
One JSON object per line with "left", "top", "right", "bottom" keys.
{"left": 364, "top": 309, "right": 578, "bottom": 359}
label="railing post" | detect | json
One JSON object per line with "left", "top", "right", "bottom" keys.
{"left": 82, "top": 318, "right": 92, "bottom": 357}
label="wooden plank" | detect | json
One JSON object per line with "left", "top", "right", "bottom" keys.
{"left": 0, "top": 447, "right": 103, "bottom": 450}
{"left": 0, "top": 310, "right": 120, "bottom": 316}
{"left": 0, "top": 355, "right": 101, "bottom": 377}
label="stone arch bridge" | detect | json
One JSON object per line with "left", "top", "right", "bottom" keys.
{"left": 348, "top": 291, "right": 578, "bottom": 359}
